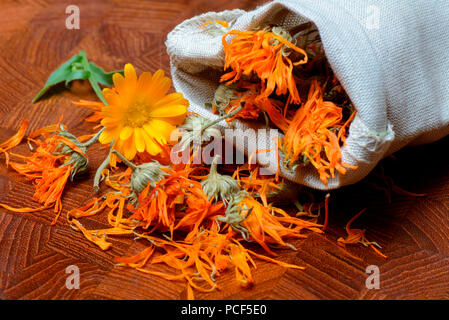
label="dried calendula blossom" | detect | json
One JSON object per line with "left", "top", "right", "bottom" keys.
{"left": 281, "top": 80, "right": 357, "bottom": 185}
{"left": 212, "top": 83, "right": 238, "bottom": 115}
{"left": 3, "top": 125, "right": 101, "bottom": 224}
{"left": 212, "top": 81, "right": 291, "bottom": 132}
{"left": 53, "top": 127, "right": 92, "bottom": 180}
{"left": 270, "top": 26, "right": 294, "bottom": 45}
{"left": 112, "top": 150, "right": 168, "bottom": 201}
{"left": 218, "top": 189, "right": 323, "bottom": 254}
{"left": 177, "top": 105, "right": 243, "bottom": 152}
{"left": 338, "top": 208, "right": 387, "bottom": 259}
{"left": 216, "top": 191, "right": 252, "bottom": 240}
{"left": 54, "top": 125, "right": 105, "bottom": 180}
{"left": 177, "top": 114, "right": 220, "bottom": 151}
{"left": 221, "top": 26, "right": 308, "bottom": 103}
{"left": 0, "top": 119, "right": 28, "bottom": 153}
{"left": 201, "top": 155, "right": 240, "bottom": 205}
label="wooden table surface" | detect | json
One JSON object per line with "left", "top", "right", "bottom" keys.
{"left": 0, "top": 0, "right": 448, "bottom": 300}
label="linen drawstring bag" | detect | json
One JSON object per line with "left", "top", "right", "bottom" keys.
{"left": 166, "top": 0, "right": 449, "bottom": 190}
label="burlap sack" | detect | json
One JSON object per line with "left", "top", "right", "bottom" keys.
{"left": 166, "top": 0, "right": 449, "bottom": 190}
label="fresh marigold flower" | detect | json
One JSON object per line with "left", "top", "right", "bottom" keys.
{"left": 72, "top": 100, "right": 104, "bottom": 124}
{"left": 98, "top": 64, "right": 188, "bottom": 160}
{"left": 221, "top": 27, "right": 308, "bottom": 104}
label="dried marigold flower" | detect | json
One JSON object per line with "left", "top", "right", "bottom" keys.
{"left": 212, "top": 83, "right": 238, "bottom": 115}
{"left": 177, "top": 114, "right": 222, "bottom": 152}
{"left": 0, "top": 119, "right": 28, "bottom": 152}
{"left": 175, "top": 106, "right": 243, "bottom": 153}
{"left": 201, "top": 155, "right": 240, "bottom": 204}
{"left": 216, "top": 191, "right": 252, "bottom": 240}
{"left": 201, "top": 20, "right": 231, "bottom": 36}
{"left": 3, "top": 125, "right": 100, "bottom": 224}
{"left": 112, "top": 150, "right": 168, "bottom": 201}
{"left": 221, "top": 26, "right": 308, "bottom": 104}
{"left": 281, "top": 80, "right": 357, "bottom": 185}
{"left": 53, "top": 128, "right": 91, "bottom": 180}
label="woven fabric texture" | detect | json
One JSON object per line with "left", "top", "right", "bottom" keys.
{"left": 166, "top": 0, "right": 449, "bottom": 190}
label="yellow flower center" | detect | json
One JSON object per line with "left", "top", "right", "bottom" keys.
{"left": 123, "top": 101, "right": 152, "bottom": 127}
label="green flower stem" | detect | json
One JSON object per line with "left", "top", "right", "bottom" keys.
{"left": 201, "top": 105, "right": 243, "bottom": 132}
{"left": 209, "top": 154, "right": 220, "bottom": 175}
{"left": 79, "top": 50, "right": 108, "bottom": 105}
{"left": 111, "top": 150, "right": 138, "bottom": 171}
{"left": 80, "top": 127, "right": 104, "bottom": 148}
{"left": 93, "top": 151, "right": 110, "bottom": 192}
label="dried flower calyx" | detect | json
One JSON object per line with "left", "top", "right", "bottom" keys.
{"left": 176, "top": 105, "right": 242, "bottom": 152}
{"left": 112, "top": 150, "right": 168, "bottom": 200}
{"left": 177, "top": 115, "right": 221, "bottom": 151}
{"left": 201, "top": 155, "right": 240, "bottom": 204}
{"left": 212, "top": 83, "right": 238, "bottom": 115}
{"left": 53, "top": 126, "right": 97, "bottom": 180}
{"left": 216, "top": 191, "right": 252, "bottom": 239}
{"left": 270, "top": 26, "right": 295, "bottom": 55}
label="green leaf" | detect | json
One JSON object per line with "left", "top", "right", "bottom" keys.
{"left": 64, "top": 69, "right": 90, "bottom": 87}
{"left": 32, "top": 54, "right": 83, "bottom": 103}
{"left": 88, "top": 62, "right": 123, "bottom": 86}
{"left": 32, "top": 50, "right": 123, "bottom": 104}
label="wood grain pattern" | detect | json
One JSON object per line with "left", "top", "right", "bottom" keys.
{"left": 0, "top": 0, "right": 448, "bottom": 300}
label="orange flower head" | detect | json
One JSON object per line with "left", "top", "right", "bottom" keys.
{"left": 8, "top": 127, "right": 92, "bottom": 224}
{"left": 222, "top": 192, "right": 321, "bottom": 255}
{"left": 99, "top": 64, "right": 188, "bottom": 160}
{"left": 213, "top": 81, "right": 290, "bottom": 132}
{"left": 221, "top": 27, "right": 308, "bottom": 104}
{"left": 281, "top": 81, "right": 357, "bottom": 185}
